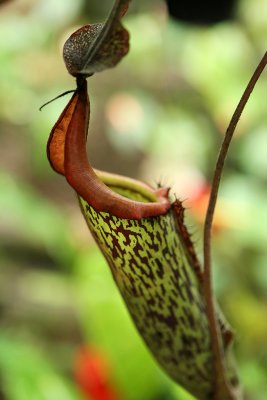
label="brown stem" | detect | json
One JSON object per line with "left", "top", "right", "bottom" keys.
{"left": 203, "top": 52, "right": 267, "bottom": 398}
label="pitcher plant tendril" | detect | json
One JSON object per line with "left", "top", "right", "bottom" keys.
{"left": 203, "top": 51, "right": 267, "bottom": 399}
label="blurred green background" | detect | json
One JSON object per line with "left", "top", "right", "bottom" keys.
{"left": 0, "top": 0, "right": 267, "bottom": 399}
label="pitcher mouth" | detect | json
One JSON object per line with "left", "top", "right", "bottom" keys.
{"left": 95, "top": 170, "right": 170, "bottom": 204}
{"left": 75, "top": 168, "right": 171, "bottom": 220}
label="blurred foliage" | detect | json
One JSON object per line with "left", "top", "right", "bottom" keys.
{"left": 0, "top": 0, "right": 267, "bottom": 399}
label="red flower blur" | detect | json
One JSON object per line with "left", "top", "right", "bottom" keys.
{"left": 187, "top": 183, "right": 234, "bottom": 233}
{"left": 74, "top": 346, "right": 121, "bottom": 400}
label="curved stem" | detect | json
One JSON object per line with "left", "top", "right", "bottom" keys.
{"left": 203, "top": 52, "right": 267, "bottom": 398}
